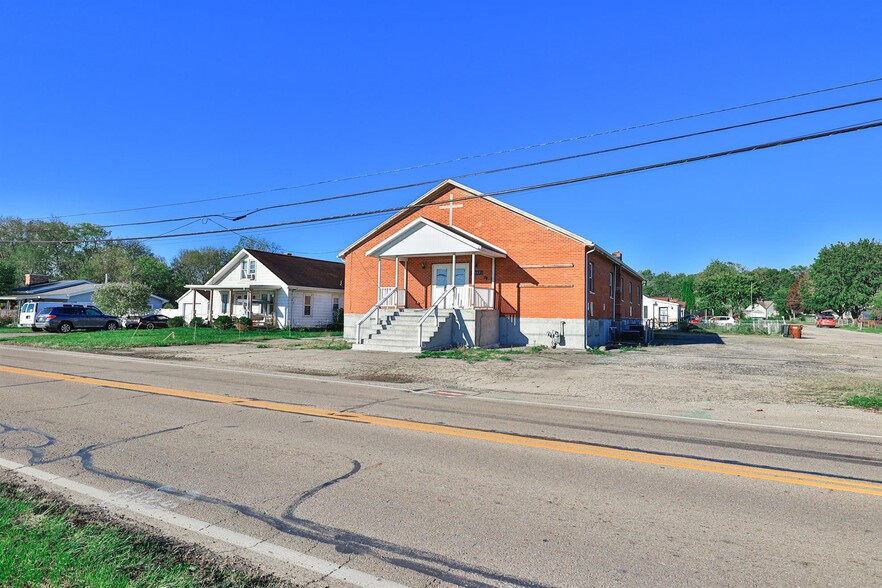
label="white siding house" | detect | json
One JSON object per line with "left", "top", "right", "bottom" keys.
{"left": 181, "top": 249, "right": 344, "bottom": 329}
{"left": 642, "top": 296, "right": 686, "bottom": 327}
{"left": 744, "top": 300, "right": 777, "bottom": 319}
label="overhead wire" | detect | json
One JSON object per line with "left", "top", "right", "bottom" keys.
{"left": 96, "top": 95, "right": 882, "bottom": 229}
{"left": 9, "top": 118, "right": 882, "bottom": 245}
{"left": 29, "top": 75, "right": 882, "bottom": 222}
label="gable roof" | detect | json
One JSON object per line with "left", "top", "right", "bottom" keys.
{"left": 247, "top": 249, "right": 345, "bottom": 290}
{"left": 338, "top": 179, "right": 642, "bottom": 278}
{"left": 365, "top": 217, "right": 507, "bottom": 258}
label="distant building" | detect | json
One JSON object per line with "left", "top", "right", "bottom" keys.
{"left": 0, "top": 275, "right": 166, "bottom": 310}
{"left": 643, "top": 296, "right": 686, "bottom": 326}
{"left": 743, "top": 300, "right": 777, "bottom": 319}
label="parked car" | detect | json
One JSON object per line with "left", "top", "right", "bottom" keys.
{"left": 128, "top": 314, "right": 170, "bottom": 330}
{"left": 34, "top": 306, "right": 121, "bottom": 333}
{"left": 19, "top": 303, "right": 95, "bottom": 330}
{"left": 816, "top": 313, "right": 837, "bottom": 328}
{"left": 711, "top": 315, "right": 737, "bottom": 326}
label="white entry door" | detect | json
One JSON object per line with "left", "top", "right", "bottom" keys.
{"left": 432, "top": 264, "right": 468, "bottom": 309}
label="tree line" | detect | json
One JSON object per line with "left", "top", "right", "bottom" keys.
{"left": 641, "top": 239, "right": 882, "bottom": 319}
{"left": 0, "top": 217, "right": 282, "bottom": 304}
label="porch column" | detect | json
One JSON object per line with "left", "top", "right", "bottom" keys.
{"left": 403, "top": 259, "right": 409, "bottom": 308}
{"left": 394, "top": 256, "right": 399, "bottom": 307}
{"left": 228, "top": 289, "right": 233, "bottom": 316}
{"left": 191, "top": 289, "right": 196, "bottom": 323}
{"left": 377, "top": 258, "right": 382, "bottom": 303}
{"left": 247, "top": 289, "right": 252, "bottom": 318}
{"left": 471, "top": 254, "right": 476, "bottom": 308}
{"left": 451, "top": 253, "right": 457, "bottom": 308}
{"left": 209, "top": 290, "right": 214, "bottom": 323}
{"left": 491, "top": 258, "right": 496, "bottom": 310}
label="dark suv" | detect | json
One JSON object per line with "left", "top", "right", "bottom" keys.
{"left": 34, "top": 306, "right": 121, "bottom": 333}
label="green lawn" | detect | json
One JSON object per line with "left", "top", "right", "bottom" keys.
{"left": 0, "top": 483, "right": 276, "bottom": 587}
{"left": 844, "top": 384, "right": 882, "bottom": 409}
{"left": 0, "top": 326, "right": 29, "bottom": 333}
{"left": 840, "top": 324, "right": 882, "bottom": 335}
{"left": 0, "top": 327, "right": 343, "bottom": 350}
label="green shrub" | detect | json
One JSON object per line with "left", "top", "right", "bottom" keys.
{"left": 237, "top": 316, "right": 253, "bottom": 327}
{"left": 189, "top": 317, "right": 205, "bottom": 328}
{"left": 213, "top": 315, "right": 233, "bottom": 330}
{"left": 167, "top": 316, "right": 184, "bottom": 328}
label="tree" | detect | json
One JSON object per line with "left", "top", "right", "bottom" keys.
{"left": 679, "top": 276, "right": 696, "bottom": 311}
{"left": 171, "top": 246, "right": 231, "bottom": 286}
{"left": 782, "top": 272, "right": 806, "bottom": 319}
{"left": 641, "top": 270, "right": 687, "bottom": 299}
{"left": 801, "top": 239, "right": 882, "bottom": 317}
{"left": 868, "top": 288, "right": 882, "bottom": 319}
{"left": 0, "top": 261, "right": 15, "bottom": 295}
{"left": 233, "top": 236, "right": 283, "bottom": 253}
{"left": 92, "top": 282, "right": 152, "bottom": 316}
{"left": 694, "top": 260, "right": 751, "bottom": 316}
{"left": 133, "top": 256, "right": 181, "bottom": 302}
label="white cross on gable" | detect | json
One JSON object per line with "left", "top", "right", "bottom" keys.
{"left": 438, "top": 193, "right": 463, "bottom": 226}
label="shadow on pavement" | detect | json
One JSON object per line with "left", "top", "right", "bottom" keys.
{"left": 652, "top": 330, "right": 725, "bottom": 345}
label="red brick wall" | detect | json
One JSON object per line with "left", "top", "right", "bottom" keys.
{"left": 344, "top": 185, "right": 639, "bottom": 321}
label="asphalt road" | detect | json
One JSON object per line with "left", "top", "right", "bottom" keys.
{"left": 1, "top": 346, "right": 881, "bottom": 587}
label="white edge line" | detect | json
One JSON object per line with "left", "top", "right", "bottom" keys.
{"left": 0, "top": 458, "right": 408, "bottom": 588}
{"left": 467, "top": 395, "right": 882, "bottom": 440}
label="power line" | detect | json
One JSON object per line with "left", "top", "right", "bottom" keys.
{"left": 97, "top": 95, "right": 882, "bottom": 229}
{"left": 10, "top": 119, "right": 882, "bottom": 246}
{"left": 31, "top": 75, "right": 882, "bottom": 222}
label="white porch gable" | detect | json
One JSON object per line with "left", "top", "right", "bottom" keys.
{"left": 365, "top": 217, "right": 506, "bottom": 258}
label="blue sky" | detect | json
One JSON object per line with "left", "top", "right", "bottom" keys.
{"left": 2, "top": 2, "right": 881, "bottom": 274}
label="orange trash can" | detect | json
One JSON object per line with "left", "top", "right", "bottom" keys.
{"left": 789, "top": 324, "right": 803, "bottom": 339}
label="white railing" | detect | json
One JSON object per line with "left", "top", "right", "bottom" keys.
{"left": 378, "top": 287, "right": 406, "bottom": 307}
{"left": 356, "top": 288, "right": 399, "bottom": 344}
{"left": 469, "top": 286, "right": 495, "bottom": 308}
{"left": 418, "top": 286, "right": 456, "bottom": 348}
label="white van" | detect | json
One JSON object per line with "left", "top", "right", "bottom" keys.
{"left": 18, "top": 302, "right": 90, "bottom": 330}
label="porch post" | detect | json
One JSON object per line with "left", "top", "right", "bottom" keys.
{"left": 377, "top": 258, "right": 382, "bottom": 304}
{"left": 247, "top": 289, "right": 252, "bottom": 318}
{"left": 208, "top": 290, "right": 214, "bottom": 324}
{"left": 191, "top": 289, "right": 196, "bottom": 323}
{"left": 451, "top": 253, "right": 457, "bottom": 308}
{"left": 228, "top": 289, "right": 233, "bottom": 316}
{"left": 403, "top": 259, "right": 409, "bottom": 308}
{"left": 394, "top": 256, "right": 399, "bottom": 307}
{"left": 471, "top": 254, "right": 476, "bottom": 308}
{"left": 491, "top": 258, "right": 496, "bottom": 310}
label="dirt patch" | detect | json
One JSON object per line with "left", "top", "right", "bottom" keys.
{"left": 119, "top": 328, "right": 882, "bottom": 415}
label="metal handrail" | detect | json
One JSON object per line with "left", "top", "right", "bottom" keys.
{"left": 355, "top": 288, "right": 399, "bottom": 344}
{"left": 417, "top": 286, "right": 456, "bottom": 348}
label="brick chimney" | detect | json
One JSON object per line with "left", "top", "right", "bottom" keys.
{"left": 24, "top": 274, "right": 49, "bottom": 286}
{"left": 612, "top": 251, "right": 623, "bottom": 261}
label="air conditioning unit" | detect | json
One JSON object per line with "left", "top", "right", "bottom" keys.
{"left": 248, "top": 273, "right": 256, "bottom": 280}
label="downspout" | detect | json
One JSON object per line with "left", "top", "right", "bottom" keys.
{"left": 585, "top": 247, "right": 595, "bottom": 349}
{"left": 612, "top": 259, "right": 618, "bottom": 336}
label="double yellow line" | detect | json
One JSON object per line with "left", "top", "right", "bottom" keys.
{"left": 3, "top": 364, "right": 881, "bottom": 497}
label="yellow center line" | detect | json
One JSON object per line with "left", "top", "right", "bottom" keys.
{"left": 3, "top": 364, "right": 881, "bottom": 497}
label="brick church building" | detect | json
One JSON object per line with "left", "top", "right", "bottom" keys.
{"left": 339, "top": 180, "right": 644, "bottom": 351}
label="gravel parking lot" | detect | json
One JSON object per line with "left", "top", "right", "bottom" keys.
{"left": 117, "top": 326, "right": 882, "bottom": 432}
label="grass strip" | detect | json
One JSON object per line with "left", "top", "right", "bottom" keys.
{"left": 0, "top": 328, "right": 342, "bottom": 350}
{"left": 0, "top": 482, "right": 280, "bottom": 587}
{"left": 416, "top": 345, "right": 544, "bottom": 363}
{"left": 843, "top": 384, "right": 882, "bottom": 410}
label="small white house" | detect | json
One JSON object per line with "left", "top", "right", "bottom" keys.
{"left": 181, "top": 249, "right": 345, "bottom": 328}
{"left": 643, "top": 296, "right": 686, "bottom": 327}
{"left": 0, "top": 277, "right": 167, "bottom": 325}
{"left": 743, "top": 300, "right": 777, "bottom": 319}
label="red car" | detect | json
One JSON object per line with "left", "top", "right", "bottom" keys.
{"left": 816, "top": 314, "right": 836, "bottom": 328}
